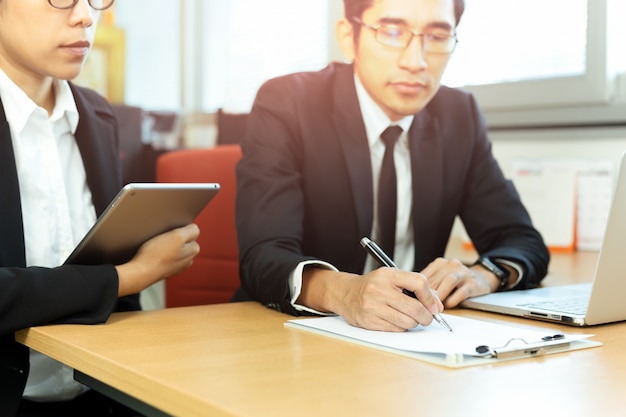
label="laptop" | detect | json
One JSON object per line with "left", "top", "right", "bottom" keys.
{"left": 461, "top": 151, "right": 626, "bottom": 326}
{"left": 64, "top": 182, "right": 220, "bottom": 266}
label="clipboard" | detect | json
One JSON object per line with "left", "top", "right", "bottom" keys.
{"left": 285, "top": 314, "right": 601, "bottom": 368}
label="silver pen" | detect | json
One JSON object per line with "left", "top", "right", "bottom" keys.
{"left": 360, "top": 237, "right": 454, "bottom": 332}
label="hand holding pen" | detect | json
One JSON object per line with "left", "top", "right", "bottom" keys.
{"left": 360, "top": 237, "right": 454, "bottom": 332}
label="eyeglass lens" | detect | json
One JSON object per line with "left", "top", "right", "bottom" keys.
{"left": 49, "top": 0, "right": 114, "bottom": 10}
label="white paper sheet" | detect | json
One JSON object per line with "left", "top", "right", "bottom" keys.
{"left": 285, "top": 314, "right": 599, "bottom": 367}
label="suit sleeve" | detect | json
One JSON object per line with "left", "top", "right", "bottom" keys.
{"left": 0, "top": 264, "right": 119, "bottom": 336}
{"left": 457, "top": 94, "right": 549, "bottom": 289}
{"left": 236, "top": 78, "right": 316, "bottom": 315}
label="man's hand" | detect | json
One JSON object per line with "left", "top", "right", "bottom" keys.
{"left": 420, "top": 257, "right": 502, "bottom": 308}
{"left": 299, "top": 267, "right": 444, "bottom": 332}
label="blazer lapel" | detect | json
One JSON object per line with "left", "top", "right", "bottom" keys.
{"left": 408, "top": 109, "right": 444, "bottom": 268}
{"left": 0, "top": 99, "right": 26, "bottom": 266}
{"left": 330, "top": 66, "right": 374, "bottom": 241}
{"left": 70, "top": 84, "right": 122, "bottom": 216}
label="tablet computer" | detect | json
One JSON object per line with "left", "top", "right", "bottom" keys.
{"left": 64, "top": 182, "right": 220, "bottom": 265}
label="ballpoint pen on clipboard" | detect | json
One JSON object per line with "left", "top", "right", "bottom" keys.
{"left": 360, "top": 237, "right": 454, "bottom": 332}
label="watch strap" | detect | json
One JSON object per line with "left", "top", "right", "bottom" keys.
{"left": 474, "top": 257, "right": 510, "bottom": 290}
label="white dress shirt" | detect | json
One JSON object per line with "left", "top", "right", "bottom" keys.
{"left": 289, "top": 74, "right": 415, "bottom": 314}
{"left": 355, "top": 75, "right": 415, "bottom": 273}
{"left": 0, "top": 69, "right": 96, "bottom": 401}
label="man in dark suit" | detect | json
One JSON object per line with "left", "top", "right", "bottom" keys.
{"left": 0, "top": 0, "right": 200, "bottom": 415}
{"left": 235, "top": 0, "right": 549, "bottom": 332}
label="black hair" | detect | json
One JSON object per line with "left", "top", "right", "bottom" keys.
{"left": 344, "top": 0, "right": 465, "bottom": 35}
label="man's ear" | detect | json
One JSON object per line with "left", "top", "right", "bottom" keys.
{"left": 336, "top": 17, "right": 356, "bottom": 62}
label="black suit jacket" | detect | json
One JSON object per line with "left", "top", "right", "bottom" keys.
{"left": 0, "top": 84, "right": 139, "bottom": 416}
{"left": 235, "top": 62, "right": 549, "bottom": 315}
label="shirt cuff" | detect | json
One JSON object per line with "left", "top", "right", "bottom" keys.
{"left": 494, "top": 258, "right": 525, "bottom": 289}
{"left": 288, "top": 260, "right": 338, "bottom": 316}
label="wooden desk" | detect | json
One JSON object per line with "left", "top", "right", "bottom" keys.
{"left": 16, "top": 251, "right": 625, "bottom": 417}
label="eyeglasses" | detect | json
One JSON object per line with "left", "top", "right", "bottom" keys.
{"left": 352, "top": 17, "right": 457, "bottom": 54}
{"left": 48, "top": 0, "right": 115, "bottom": 10}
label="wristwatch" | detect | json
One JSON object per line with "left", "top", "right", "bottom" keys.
{"left": 474, "top": 257, "right": 510, "bottom": 291}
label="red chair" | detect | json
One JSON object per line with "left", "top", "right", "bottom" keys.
{"left": 156, "top": 145, "right": 242, "bottom": 307}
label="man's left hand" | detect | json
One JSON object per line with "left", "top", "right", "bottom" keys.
{"left": 420, "top": 258, "right": 500, "bottom": 308}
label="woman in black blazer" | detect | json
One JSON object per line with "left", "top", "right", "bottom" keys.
{"left": 0, "top": 1, "right": 200, "bottom": 415}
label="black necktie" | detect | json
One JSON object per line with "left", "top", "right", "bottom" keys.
{"left": 378, "top": 125, "right": 403, "bottom": 260}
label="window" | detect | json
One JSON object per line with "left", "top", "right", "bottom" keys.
{"left": 444, "top": 0, "right": 588, "bottom": 90}
{"left": 441, "top": 0, "right": 626, "bottom": 127}
{"left": 111, "top": 0, "right": 625, "bottom": 127}
{"left": 198, "top": 1, "right": 329, "bottom": 112}
{"left": 113, "top": 0, "right": 329, "bottom": 113}
{"left": 114, "top": 0, "right": 181, "bottom": 110}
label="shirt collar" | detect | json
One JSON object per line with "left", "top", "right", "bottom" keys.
{"left": 0, "top": 68, "right": 38, "bottom": 135}
{"left": 52, "top": 79, "right": 79, "bottom": 133}
{"left": 353, "top": 74, "right": 414, "bottom": 147}
{"left": 0, "top": 68, "right": 79, "bottom": 135}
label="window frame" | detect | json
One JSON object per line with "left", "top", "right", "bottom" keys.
{"left": 114, "top": 0, "right": 625, "bottom": 128}
{"left": 456, "top": 0, "right": 625, "bottom": 128}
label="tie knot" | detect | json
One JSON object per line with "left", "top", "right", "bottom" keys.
{"left": 381, "top": 125, "right": 403, "bottom": 148}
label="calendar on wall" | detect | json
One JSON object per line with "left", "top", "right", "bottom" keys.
{"left": 510, "top": 159, "right": 613, "bottom": 252}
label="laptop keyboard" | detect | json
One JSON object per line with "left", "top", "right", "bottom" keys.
{"left": 522, "top": 297, "right": 589, "bottom": 315}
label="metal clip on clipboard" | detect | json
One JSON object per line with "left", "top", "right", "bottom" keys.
{"left": 474, "top": 334, "right": 570, "bottom": 359}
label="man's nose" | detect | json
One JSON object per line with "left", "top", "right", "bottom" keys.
{"left": 398, "top": 35, "right": 428, "bottom": 71}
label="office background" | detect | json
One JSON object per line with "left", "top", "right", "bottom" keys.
{"left": 73, "top": 0, "right": 626, "bottom": 309}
